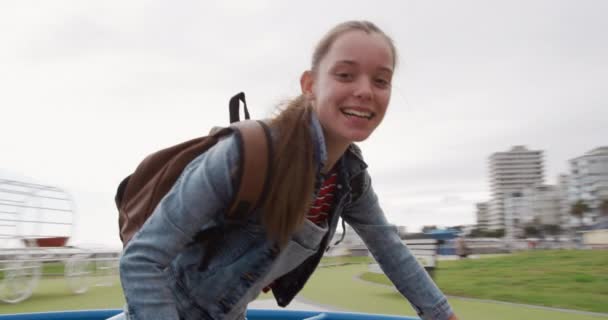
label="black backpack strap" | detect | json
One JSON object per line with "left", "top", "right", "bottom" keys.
{"left": 229, "top": 92, "right": 250, "bottom": 123}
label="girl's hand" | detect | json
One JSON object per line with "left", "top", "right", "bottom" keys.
{"left": 447, "top": 314, "right": 459, "bottom": 320}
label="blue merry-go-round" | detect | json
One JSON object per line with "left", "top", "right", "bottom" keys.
{"left": 0, "top": 309, "right": 418, "bottom": 320}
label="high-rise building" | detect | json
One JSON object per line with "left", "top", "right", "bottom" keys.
{"left": 475, "top": 202, "right": 489, "bottom": 229}
{"left": 522, "top": 185, "right": 562, "bottom": 225}
{"left": 488, "top": 146, "right": 544, "bottom": 230}
{"left": 567, "top": 147, "right": 608, "bottom": 224}
{"left": 504, "top": 191, "right": 526, "bottom": 238}
{"left": 557, "top": 174, "right": 571, "bottom": 225}
{"left": 504, "top": 185, "right": 561, "bottom": 238}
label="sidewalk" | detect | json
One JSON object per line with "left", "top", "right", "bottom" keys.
{"left": 437, "top": 253, "right": 511, "bottom": 261}
{"left": 249, "top": 297, "right": 330, "bottom": 311}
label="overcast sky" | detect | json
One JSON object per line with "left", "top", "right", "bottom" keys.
{"left": 1, "top": 0, "right": 606, "bottom": 248}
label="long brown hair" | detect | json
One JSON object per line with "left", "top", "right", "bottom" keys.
{"left": 261, "top": 21, "right": 397, "bottom": 247}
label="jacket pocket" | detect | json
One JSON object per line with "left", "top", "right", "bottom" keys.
{"left": 200, "top": 222, "right": 265, "bottom": 273}
{"left": 290, "top": 218, "right": 327, "bottom": 251}
{"left": 263, "top": 238, "right": 317, "bottom": 284}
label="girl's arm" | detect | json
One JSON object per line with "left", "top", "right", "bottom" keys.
{"left": 119, "top": 134, "right": 240, "bottom": 320}
{"left": 341, "top": 171, "right": 457, "bottom": 320}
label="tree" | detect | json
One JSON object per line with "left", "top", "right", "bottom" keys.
{"left": 468, "top": 228, "right": 505, "bottom": 238}
{"left": 524, "top": 225, "right": 540, "bottom": 238}
{"left": 468, "top": 228, "right": 486, "bottom": 238}
{"left": 491, "top": 229, "right": 505, "bottom": 238}
{"left": 542, "top": 224, "right": 561, "bottom": 236}
{"left": 570, "top": 200, "right": 590, "bottom": 226}
{"left": 447, "top": 225, "right": 464, "bottom": 232}
{"left": 422, "top": 225, "right": 438, "bottom": 233}
{"left": 600, "top": 199, "right": 608, "bottom": 217}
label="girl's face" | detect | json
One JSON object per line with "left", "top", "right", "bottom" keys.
{"left": 305, "top": 30, "right": 394, "bottom": 146}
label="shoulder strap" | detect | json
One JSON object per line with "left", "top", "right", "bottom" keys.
{"left": 229, "top": 92, "right": 250, "bottom": 123}
{"left": 226, "top": 119, "right": 273, "bottom": 218}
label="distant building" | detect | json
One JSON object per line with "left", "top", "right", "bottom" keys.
{"left": 504, "top": 191, "right": 526, "bottom": 238}
{"left": 397, "top": 225, "right": 408, "bottom": 238}
{"left": 488, "top": 146, "right": 544, "bottom": 230}
{"left": 504, "top": 185, "right": 561, "bottom": 238}
{"left": 557, "top": 174, "right": 571, "bottom": 226}
{"left": 460, "top": 224, "right": 476, "bottom": 235}
{"left": 475, "top": 202, "right": 490, "bottom": 229}
{"left": 522, "top": 185, "right": 562, "bottom": 226}
{"left": 567, "top": 146, "right": 608, "bottom": 224}
{"left": 327, "top": 224, "right": 368, "bottom": 256}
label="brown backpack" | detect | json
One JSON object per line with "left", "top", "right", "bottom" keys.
{"left": 115, "top": 93, "right": 272, "bottom": 247}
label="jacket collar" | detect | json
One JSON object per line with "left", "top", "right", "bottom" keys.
{"left": 309, "top": 111, "right": 328, "bottom": 176}
{"left": 309, "top": 112, "right": 368, "bottom": 181}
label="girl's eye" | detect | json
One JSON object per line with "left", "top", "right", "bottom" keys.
{"left": 375, "top": 78, "right": 390, "bottom": 88}
{"left": 335, "top": 72, "right": 353, "bottom": 80}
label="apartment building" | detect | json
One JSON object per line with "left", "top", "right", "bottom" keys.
{"left": 488, "top": 146, "right": 544, "bottom": 230}
{"left": 567, "top": 146, "right": 608, "bottom": 224}
{"left": 475, "top": 202, "right": 490, "bottom": 229}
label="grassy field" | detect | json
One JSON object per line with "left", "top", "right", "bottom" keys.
{"left": 0, "top": 276, "right": 124, "bottom": 314}
{"left": 320, "top": 255, "right": 373, "bottom": 265}
{"left": 300, "top": 263, "right": 607, "bottom": 320}
{"left": 360, "top": 250, "right": 608, "bottom": 314}
{"left": 2, "top": 250, "right": 607, "bottom": 319}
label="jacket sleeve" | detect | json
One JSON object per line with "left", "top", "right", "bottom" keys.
{"left": 119, "top": 134, "right": 240, "bottom": 320}
{"left": 341, "top": 171, "right": 454, "bottom": 320}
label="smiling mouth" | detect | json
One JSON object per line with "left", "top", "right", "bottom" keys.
{"left": 340, "top": 108, "right": 375, "bottom": 120}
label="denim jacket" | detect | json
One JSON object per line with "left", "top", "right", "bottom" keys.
{"left": 119, "top": 114, "right": 454, "bottom": 320}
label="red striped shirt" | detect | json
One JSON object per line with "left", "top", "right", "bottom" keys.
{"left": 307, "top": 169, "right": 338, "bottom": 225}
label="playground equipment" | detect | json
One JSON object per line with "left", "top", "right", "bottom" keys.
{"left": 0, "top": 179, "right": 121, "bottom": 304}
{"left": 0, "top": 309, "right": 419, "bottom": 320}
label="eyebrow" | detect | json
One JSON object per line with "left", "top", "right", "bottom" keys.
{"left": 335, "top": 60, "right": 393, "bottom": 74}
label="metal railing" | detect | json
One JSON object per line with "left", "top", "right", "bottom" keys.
{"left": 0, "top": 178, "right": 121, "bottom": 304}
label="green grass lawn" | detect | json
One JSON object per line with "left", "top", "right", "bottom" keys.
{"left": 301, "top": 263, "right": 608, "bottom": 320}
{"left": 0, "top": 276, "right": 125, "bottom": 314}
{"left": 320, "top": 255, "right": 373, "bottom": 266}
{"left": 360, "top": 250, "right": 608, "bottom": 314}
{"left": 2, "top": 250, "right": 607, "bottom": 320}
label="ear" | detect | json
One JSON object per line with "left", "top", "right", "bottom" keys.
{"left": 300, "top": 71, "right": 314, "bottom": 98}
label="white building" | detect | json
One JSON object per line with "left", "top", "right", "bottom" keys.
{"left": 504, "top": 185, "right": 561, "bottom": 238}
{"left": 475, "top": 202, "right": 490, "bottom": 229}
{"left": 557, "top": 174, "right": 571, "bottom": 226}
{"left": 523, "top": 185, "right": 562, "bottom": 225}
{"left": 504, "top": 192, "right": 526, "bottom": 239}
{"left": 567, "top": 146, "right": 608, "bottom": 224}
{"left": 488, "top": 146, "right": 544, "bottom": 230}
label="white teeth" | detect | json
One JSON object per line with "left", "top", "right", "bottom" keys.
{"left": 342, "top": 108, "right": 373, "bottom": 119}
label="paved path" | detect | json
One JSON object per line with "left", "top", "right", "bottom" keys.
{"left": 249, "top": 297, "right": 332, "bottom": 311}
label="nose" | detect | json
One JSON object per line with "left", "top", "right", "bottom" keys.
{"left": 354, "top": 77, "right": 373, "bottom": 101}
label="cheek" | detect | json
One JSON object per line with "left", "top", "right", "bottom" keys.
{"left": 377, "top": 90, "right": 391, "bottom": 112}
{"left": 314, "top": 87, "right": 342, "bottom": 114}
{"left": 316, "top": 77, "right": 347, "bottom": 101}
{"left": 312, "top": 96, "right": 333, "bottom": 122}
{"left": 317, "top": 102, "right": 339, "bottom": 122}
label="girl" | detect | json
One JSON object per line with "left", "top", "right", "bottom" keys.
{"left": 116, "top": 21, "right": 459, "bottom": 320}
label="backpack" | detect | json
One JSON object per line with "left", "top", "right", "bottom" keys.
{"left": 115, "top": 92, "right": 272, "bottom": 247}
